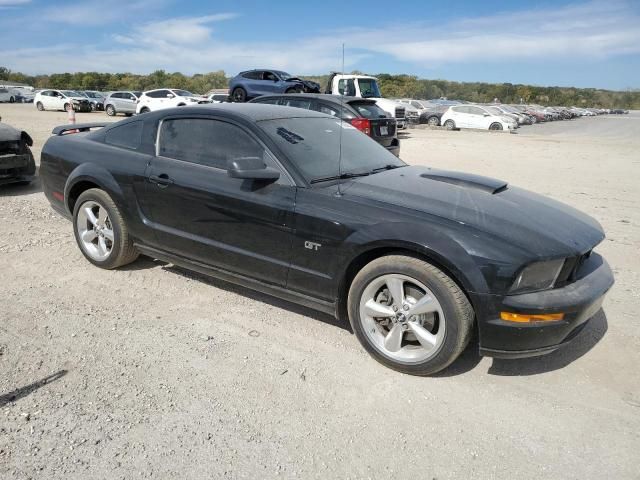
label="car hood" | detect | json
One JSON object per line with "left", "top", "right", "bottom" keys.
{"left": 344, "top": 166, "right": 604, "bottom": 257}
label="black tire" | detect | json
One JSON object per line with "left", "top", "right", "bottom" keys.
{"left": 231, "top": 87, "right": 247, "bottom": 103}
{"left": 125, "top": 113, "right": 133, "bottom": 117}
{"left": 489, "top": 122, "right": 503, "bottom": 131}
{"left": 90, "top": 103, "right": 96, "bottom": 112}
{"left": 347, "top": 255, "right": 474, "bottom": 375}
{"left": 72, "top": 188, "right": 139, "bottom": 270}
{"left": 9, "top": 96, "right": 15, "bottom": 103}
{"left": 443, "top": 119, "right": 456, "bottom": 130}
{"left": 63, "top": 103, "right": 70, "bottom": 112}
{"left": 105, "top": 104, "right": 116, "bottom": 116}
{"left": 139, "top": 107, "right": 150, "bottom": 114}
{"left": 285, "top": 86, "right": 303, "bottom": 94}
{"left": 36, "top": 102, "right": 44, "bottom": 111}
{"left": 427, "top": 116, "right": 440, "bottom": 126}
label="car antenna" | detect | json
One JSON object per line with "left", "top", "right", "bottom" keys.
{"left": 336, "top": 43, "right": 345, "bottom": 197}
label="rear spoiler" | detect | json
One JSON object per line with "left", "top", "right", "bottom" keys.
{"left": 52, "top": 123, "right": 110, "bottom": 136}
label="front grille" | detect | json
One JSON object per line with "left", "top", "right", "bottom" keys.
{"left": 394, "top": 107, "right": 405, "bottom": 118}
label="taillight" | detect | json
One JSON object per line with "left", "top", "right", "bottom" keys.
{"left": 350, "top": 118, "right": 371, "bottom": 136}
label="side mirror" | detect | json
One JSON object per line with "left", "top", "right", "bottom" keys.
{"left": 166, "top": 93, "right": 174, "bottom": 98}
{"left": 483, "top": 113, "right": 490, "bottom": 117}
{"left": 227, "top": 157, "right": 280, "bottom": 182}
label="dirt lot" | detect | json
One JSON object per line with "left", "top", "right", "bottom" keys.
{"left": 1, "top": 104, "right": 639, "bottom": 479}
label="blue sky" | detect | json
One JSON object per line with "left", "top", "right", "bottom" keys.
{"left": 1, "top": 0, "right": 639, "bottom": 90}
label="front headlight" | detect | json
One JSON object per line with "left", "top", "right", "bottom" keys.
{"left": 509, "top": 259, "right": 564, "bottom": 294}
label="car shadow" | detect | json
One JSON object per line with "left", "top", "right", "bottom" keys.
{"left": 0, "top": 171, "right": 42, "bottom": 197}
{"left": 122, "top": 256, "right": 351, "bottom": 333}
{"left": 435, "top": 309, "right": 608, "bottom": 377}
{"left": 0, "top": 369, "right": 68, "bottom": 408}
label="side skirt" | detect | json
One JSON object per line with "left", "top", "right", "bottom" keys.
{"left": 135, "top": 244, "right": 337, "bottom": 317}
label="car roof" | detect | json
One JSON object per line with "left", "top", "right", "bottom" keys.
{"left": 147, "top": 103, "right": 331, "bottom": 121}
{"left": 251, "top": 93, "right": 376, "bottom": 106}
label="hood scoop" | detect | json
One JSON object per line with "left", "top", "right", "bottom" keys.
{"left": 420, "top": 169, "right": 508, "bottom": 194}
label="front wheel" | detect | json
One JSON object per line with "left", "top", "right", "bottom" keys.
{"left": 36, "top": 102, "right": 44, "bottom": 111}
{"left": 427, "top": 116, "right": 440, "bottom": 126}
{"left": 90, "top": 103, "right": 96, "bottom": 112}
{"left": 348, "top": 255, "right": 473, "bottom": 375}
{"left": 9, "top": 96, "right": 15, "bottom": 103}
{"left": 443, "top": 119, "right": 456, "bottom": 130}
{"left": 139, "top": 107, "right": 150, "bottom": 114}
{"left": 231, "top": 87, "right": 247, "bottom": 103}
{"left": 489, "top": 122, "right": 503, "bottom": 131}
{"left": 73, "top": 188, "right": 139, "bottom": 269}
{"left": 105, "top": 104, "right": 116, "bottom": 116}
{"left": 285, "top": 86, "right": 303, "bottom": 94}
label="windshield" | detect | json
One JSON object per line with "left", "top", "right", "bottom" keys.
{"left": 258, "top": 118, "right": 404, "bottom": 184}
{"left": 84, "top": 91, "right": 101, "bottom": 98}
{"left": 486, "top": 106, "right": 503, "bottom": 116}
{"left": 133, "top": 91, "right": 142, "bottom": 98}
{"left": 173, "top": 89, "right": 194, "bottom": 97}
{"left": 357, "top": 78, "right": 381, "bottom": 98}
{"left": 62, "top": 90, "right": 82, "bottom": 97}
{"left": 276, "top": 71, "right": 292, "bottom": 80}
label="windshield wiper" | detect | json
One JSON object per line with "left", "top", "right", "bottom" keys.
{"left": 370, "top": 164, "right": 405, "bottom": 174}
{"left": 310, "top": 171, "right": 371, "bottom": 184}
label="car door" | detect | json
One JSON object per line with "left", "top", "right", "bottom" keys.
{"left": 119, "top": 92, "right": 136, "bottom": 112}
{"left": 262, "top": 71, "right": 282, "bottom": 94}
{"left": 467, "top": 106, "right": 490, "bottom": 129}
{"left": 143, "top": 115, "right": 296, "bottom": 286}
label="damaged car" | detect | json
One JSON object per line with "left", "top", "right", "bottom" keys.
{"left": 229, "top": 69, "right": 321, "bottom": 102}
{"left": 0, "top": 118, "right": 36, "bottom": 185}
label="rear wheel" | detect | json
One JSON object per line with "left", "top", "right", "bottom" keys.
{"left": 489, "top": 122, "right": 503, "bottom": 131}
{"left": 36, "top": 102, "right": 44, "bottom": 111}
{"left": 443, "top": 119, "right": 456, "bottom": 130}
{"left": 73, "top": 189, "right": 139, "bottom": 269}
{"left": 231, "top": 87, "right": 247, "bottom": 103}
{"left": 348, "top": 255, "right": 474, "bottom": 375}
{"left": 105, "top": 104, "right": 116, "bottom": 116}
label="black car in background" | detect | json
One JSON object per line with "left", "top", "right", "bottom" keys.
{"left": 250, "top": 94, "right": 400, "bottom": 156}
{"left": 0, "top": 119, "right": 36, "bottom": 185}
{"left": 39, "top": 104, "right": 613, "bottom": 375}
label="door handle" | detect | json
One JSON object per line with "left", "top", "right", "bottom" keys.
{"left": 149, "top": 173, "right": 174, "bottom": 188}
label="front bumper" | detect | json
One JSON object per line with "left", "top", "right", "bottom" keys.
{"left": 477, "top": 253, "right": 614, "bottom": 358}
{"left": 0, "top": 152, "right": 36, "bottom": 185}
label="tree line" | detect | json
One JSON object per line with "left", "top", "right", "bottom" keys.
{"left": 1, "top": 66, "right": 638, "bottom": 108}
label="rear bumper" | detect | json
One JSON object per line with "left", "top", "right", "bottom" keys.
{"left": 0, "top": 152, "right": 36, "bottom": 184}
{"left": 477, "top": 253, "right": 614, "bottom": 358}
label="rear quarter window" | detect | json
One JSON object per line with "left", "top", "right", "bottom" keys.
{"left": 105, "top": 121, "right": 143, "bottom": 150}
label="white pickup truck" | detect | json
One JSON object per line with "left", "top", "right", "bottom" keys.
{"left": 325, "top": 73, "right": 407, "bottom": 129}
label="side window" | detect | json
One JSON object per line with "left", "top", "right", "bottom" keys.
{"left": 282, "top": 98, "right": 312, "bottom": 109}
{"left": 111, "top": 93, "right": 122, "bottom": 99}
{"left": 253, "top": 97, "right": 281, "bottom": 105}
{"left": 242, "top": 71, "right": 260, "bottom": 80}
{"left": 467, "top": 106, "right": 485, "bottom": 116}
{"left": 147, "top": 90, "right": 169, "bottom": 98}
{"left": 123, "top": 93, "right": 134, "bottom": 100}
{"left": 315, "top": 103, "right": 339, "bottom": 117}
{"left": 263, "top": 71, "right": 278, "bottom": 81}
{"left": 105, "top": 121, "right": 143, "bottom": 150}
{"left": 0, "top": 88, "right": 7, "bottom": 93}
{"left": 337, "top": 79, "right": 356, "bottom": 96}
{"left": 158, "top": 118, "right": 265, "bottom": 170}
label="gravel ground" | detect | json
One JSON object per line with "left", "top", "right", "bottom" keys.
{"left": 1, "top": 104, "right": 639, "bottom": 479}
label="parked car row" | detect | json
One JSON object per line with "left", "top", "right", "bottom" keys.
{"left": 392, "top": 97, "right": 626, "bottom": 132}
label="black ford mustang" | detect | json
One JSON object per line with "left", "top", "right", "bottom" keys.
{"left": 40, "top": 104, "right": 614, "bottom": 375}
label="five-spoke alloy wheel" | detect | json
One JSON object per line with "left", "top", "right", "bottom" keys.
{"left": 72, "top": 188, "right": 139, "bottom": 269}
{"left": 348, "top": 255, "right": 474, "bottom": 375}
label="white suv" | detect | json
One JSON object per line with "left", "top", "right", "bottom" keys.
{"left": 441, "top": 105, "right": 517, "bottom": 131}
{"left": 136, "top": 88, "right": 204, "bottom": 114}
